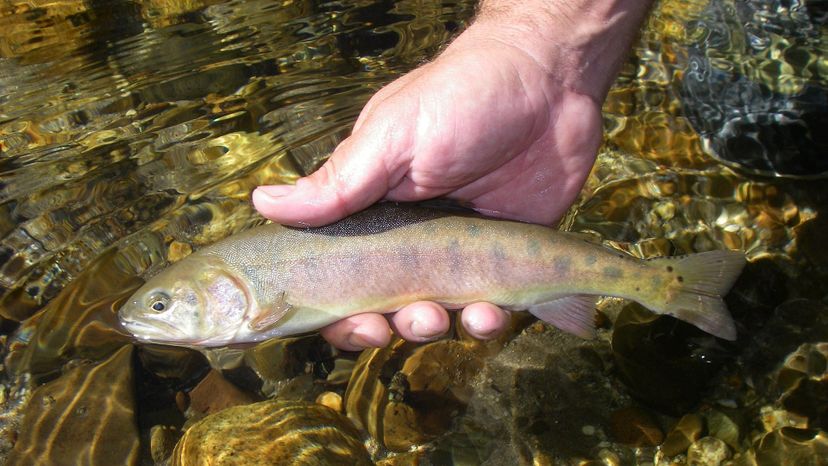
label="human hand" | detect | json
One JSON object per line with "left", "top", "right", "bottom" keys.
{"left": 253, "top": 1, "right": 650, "bottom": 350}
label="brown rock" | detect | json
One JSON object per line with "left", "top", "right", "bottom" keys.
{"left": 138, "top": 344, "right": 207, "bottom": 380}
{"left": 167, "top": 240, "right": 193, "bottom": 262}
{"left": 441, "top": 325, "right": 619, "bottom": 463}
{"left": 610, "top": 406, "right": 664, "bottom": 447}
{"left": 753, "top": 428, "right": 828, "bottom": 466}
{"left": 150, "top": 425, "right": 180, "bottom": 464}
{"left": 661, "top": 413, "right": 703, "bottom": 457}
{"left": 315, "top": 391, "right": 342, "bottom": 413}
{"left": 7, "top": 345, "right": 139, "bottom": 465}
{"left": 171, "top": 400, "right": 371, "bottom": 466}
{"left": 375, "top": 450, "right": 426, "bottom": 466}
{"left": 175, "top": 391, "right": 190, "bottom": 413}
{"left": 687, "top": 436, "right": 731, "bottom": 466}
{"left": 4, "top": 248, "right": 142, "bottom": 380}
{"left": 706, "top": 409, "right": 741, "bottom": 450}
{"left": 187, "top": 369, "right": 256, "bottom": 416}
{"left": 345, "top": 338, "right": 487, "bottom": 452}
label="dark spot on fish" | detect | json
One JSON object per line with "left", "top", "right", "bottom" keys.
{"left": 491, "top": 243, "right": 507, "bottom": 267}
{"left": 26, "top": 286, "right": 40, "bottom": 297}
{"left": 554, "top": 257, "right": 571, "bottom": 276}
{"left": 399, "top": 244, "right": 421, "bottom": 270}
{"left": 603, "top": 266, "right": 623, "bottom": 279}
{"left": 666, "top": 266, "right": 674, "bottom": 272}
{"left": 467, "top": 224, "right": 481, "bottom": 237}
{"left": 635, "top": 286, "right": 640, "bottom": 292}
{"left": 584, "top": 254, "right": 597, "bottom": 266}
{"left": 526, "top": 239, "right": 541, "bottom": 256}
{"left": 448, "top": 239, "right": 463, "bottom": 270}
{"left": 677, "top": 276, "right": 684, "bottom": 282}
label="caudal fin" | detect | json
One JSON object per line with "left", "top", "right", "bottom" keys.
{"left": 649, "top": 250, "right": 746, "bottom": 340}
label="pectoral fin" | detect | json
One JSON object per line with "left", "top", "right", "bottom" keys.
{"left": 528, "top": 295, "right": 598, "bottom": 339}
{"left": 249, "top": 292, "right": 293, "bottom": 332}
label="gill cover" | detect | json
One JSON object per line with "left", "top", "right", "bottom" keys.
{"left": 120, "top": 254, "right": 256, "bottom": 345}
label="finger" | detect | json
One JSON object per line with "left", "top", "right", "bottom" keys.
{"left": 254, "top": 67, "right": 427, "bottom": 227}
{"left": 320, "top": 313, "right": 393, "bottom": 351}
{"left": 253, "top": 133, "right": 396, "bottom": 226}
{"left": 460, "top": 302, "right": 510, "bottom": 340}
{"left": 388, "top": 301, "right": 451, "bottom": 342}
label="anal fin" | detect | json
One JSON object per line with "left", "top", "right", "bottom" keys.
{"left": 528, "top": 295, "right": 598, "bottom": 339}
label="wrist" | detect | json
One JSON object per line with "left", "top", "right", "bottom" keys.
{"left": 465, "top": 0, "right": 653, "bottom": 102}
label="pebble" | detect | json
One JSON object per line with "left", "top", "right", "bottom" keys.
{"left": 316, "top": 391, "right": 342, "bottom": 413}
{"left": 661, "top": 413, "right": 703, "bottom": 457}
{"left": 186, "top": 369, "right": 256, "bottom": 416}
{"left": 610, "top": 407, "right": 664, "bottom": 447}
{"left": 687, "top": 436, "right": 731, "bottom": 466}
{"left": 150, "top": 425, "right": 180, "bottom": 464}
{"left": 167, "top": 241, "right": 193, "bottom": 262}
{"left": 706, "top": 410, "right": 740, "bottom": 450}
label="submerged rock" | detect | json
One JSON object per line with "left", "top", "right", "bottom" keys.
{"left": 436, "top": 324, "right": 623, "bottom": 463}
{"left": 661, "top": 414, "right": 704, "bottom": 457}
{"left": 184, "top": 369, "right": 258, "bottom": 418}
{"left": 610, "top": 406, "right": 664, "bottom": 447}
{"left": 137, "top": 344, "right": 209, "bottom": 382}
{"left": 4, "top": 248, "right": 142, "bottom": 380}
{"left": 776, "top": 342, "right": 828, "bottom": 431}
{"left": 344, "top": 337, "right": 488, "bottom": 452}
{"left": 241, "top": 334, "right": 335, "bottom": 398}
{"left": 150, "top": 425, "right": 180, "bottom": 464}
{"left": 170, "top": 399, "right": 371, "bottom": 466}
{"left": 6, "top": 345, "right": 139, "bottom": 465}
{"left": 687, "top": 436, "right": 731, "bottom": 466}
{"left": 705, "top": 409, "right": 742, "bottom": 451}
{"left": 612, "top": 302, "right": 730, "bottom": 414}
{"left": 752, "top": 427, "right": 828, "bottom": 466}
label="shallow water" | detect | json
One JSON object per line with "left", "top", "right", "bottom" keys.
{"left": 0, "top": 0, "right": 826, "bottom": 464}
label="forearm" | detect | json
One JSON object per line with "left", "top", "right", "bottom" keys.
{"left": 459, "top": 0, "right": 654, "bottom": 102}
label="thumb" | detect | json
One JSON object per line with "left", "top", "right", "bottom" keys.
{"left": 253, "top": 130, "right": 402, "bottom": 227}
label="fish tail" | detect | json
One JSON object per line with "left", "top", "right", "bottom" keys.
{"left": 649, "top": 250, "right": 746, "bottom": 340}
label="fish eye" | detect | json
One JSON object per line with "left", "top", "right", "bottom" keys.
{"left": 147, "top": 293, "right": 170, "bottom": 312}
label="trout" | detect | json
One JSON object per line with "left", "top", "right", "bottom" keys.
{"left": 119, "top": 203, "right": 745, "bottom": 347}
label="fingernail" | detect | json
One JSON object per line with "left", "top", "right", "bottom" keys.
{"left": 462, "top": 313, "right": 501, "bottom": 339}
{"left": 256, "top": 184, "right": 296, "bottom": 198}
{"left": 410, "top": 319, "right": 439, "bottom": 340}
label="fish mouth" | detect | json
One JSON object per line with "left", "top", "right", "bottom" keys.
{"left": 118, "top": 315, "right": 188, "bottom": 344}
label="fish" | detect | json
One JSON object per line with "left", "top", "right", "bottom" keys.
{"left": 118, "top": 203, "right": 746, "bottom": 347}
